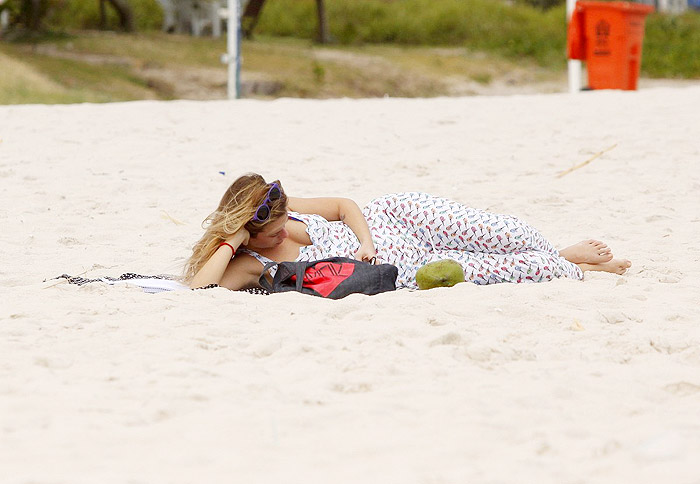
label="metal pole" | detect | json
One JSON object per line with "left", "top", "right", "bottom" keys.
{"left": 567, "top": 0, "right": 582, "bottom": 94}
{"left": 227, "top": 0, "right": 241, "bottom": 99}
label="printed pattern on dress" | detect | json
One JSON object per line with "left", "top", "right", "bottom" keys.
{"left": 289, "top": 211, "right": 361, "bottom": 262}
{"left": 362, "top": 192, "right": 583, "bottom": 289}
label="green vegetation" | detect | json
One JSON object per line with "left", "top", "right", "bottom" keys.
{"left": 0, "top": 0, "right": 163, "bottom": 32}
{"left": 0, "top": 43, "right": 160, "bottom": 104}
{"left": 254, "top": 0, "right": 700, "bottom": 77}
{"left": 513, "top": 0, "right": 566, "bottom": 9}
{"left": 45, "top": 31, "right": 225, "bottom": 67}
{"left": 0, "top": 0, "right": 697, "bottom": 104}
{"left": 256, "top": 0, "right": 568, "bottom": 67}
{"left": 1, "top": 31, "right": 561, "bottom": 103}
{"left": 0, "top": 31, "right": 227, "bottom": 104}
{"left": 644, "top": 12, "right": 700, "bottom": 78}
{"left": 44, "top": 0, "right": 163, "bottom": 31}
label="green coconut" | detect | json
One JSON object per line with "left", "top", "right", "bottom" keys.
{"left": 415, "top": 259, "right": 465, "bottom": 290}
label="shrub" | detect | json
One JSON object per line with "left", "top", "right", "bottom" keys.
{"left": 256, "top": 0, "right": 568, "bottom": 66}
{"left": 512, "top": 0, "right": 566, "bottom": 10}
{"left": 643, "top": 11, "right": 700, "bottom": 77}
{"left": 44, "top": 0, "right": 163, "bottom": 31}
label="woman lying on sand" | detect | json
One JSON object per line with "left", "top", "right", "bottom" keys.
{"left": 185, "top": 173, "right": 631, "bottom": 290}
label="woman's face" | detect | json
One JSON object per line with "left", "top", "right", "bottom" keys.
{"left": 247, "top": 215, "right": 289, "bottom": 250}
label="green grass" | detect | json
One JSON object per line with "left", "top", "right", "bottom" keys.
{"left": 0, "top": 41, "right": 166, "bottom": 104}
{"left": 1, "top": 31, "right": 562, "bottom": 104}
{"left": 0, "top": 29, "right": 232, "bottom": 104}
{"left": 234, "top": 38, "right": 451, "bottom": 98}
{"left": 40, "top": 31, "right": 226, "bottom": 68}
{"left": 241, "top": 37, "right": 558, "bottom": 98}
{"left": 644, "top": 12, "right": 700, "bottom": 78}
{"left": 26, "top": 52, "right": 153, "bottom": 96}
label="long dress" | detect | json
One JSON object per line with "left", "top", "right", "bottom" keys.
{"left": 240, "top": 192, "right": 583, "bottom": 289}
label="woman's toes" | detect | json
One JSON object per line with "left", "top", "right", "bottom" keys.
{"left": 591, "top": 240, "right": 609, "bottom": 249}
{"left": 616, "top": 259, "right": 632, "bottom": 274}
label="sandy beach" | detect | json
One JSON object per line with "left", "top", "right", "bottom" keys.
{"left": 1, "top": 86, "right": 700, "bottom": 483}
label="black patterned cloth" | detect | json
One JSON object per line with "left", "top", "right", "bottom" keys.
{"left": 51, "top": 273, "right": 269, "bottom": 295}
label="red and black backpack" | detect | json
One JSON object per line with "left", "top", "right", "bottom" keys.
{"left": 258, "top": 257, "right": 398, "bottom": 299}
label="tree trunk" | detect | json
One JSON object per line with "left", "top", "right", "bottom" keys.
{"left": 21, "top": 0, "right": 44, "bottom": 31}
{"left": 315, "top": 0, "right": 328, "bottom": 44}
{"left": 99, "top": 0, "right": 106, "bottom": 30}
{"left": 242, "top": 0, "right": 267, "bottom": 39}
{"left": 104, "top": 0, "right": 134, "bottom": 32}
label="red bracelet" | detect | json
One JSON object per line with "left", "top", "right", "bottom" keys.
{"left": 219, "top": 242, "right": 236, "bottom": 257}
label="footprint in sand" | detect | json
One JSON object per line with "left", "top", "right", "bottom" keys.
{"left": 428, "top": 332, "right": 464, "bottom": 347}
{"left": 663, "top": 381, "right": 700, "bottom": 396}
{"left": 58, "top": 237, "right": 83, "bottom": 246}
{"left": 331, "top": 381, "right": 372, "bottom": 394}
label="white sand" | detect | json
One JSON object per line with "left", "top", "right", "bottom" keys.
{"left": 1, "top": 86, "right": 700, "bottom": 483}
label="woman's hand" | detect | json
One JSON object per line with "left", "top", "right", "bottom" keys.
{"left": 355, "top": 240, "right": 377, "bottom": 264}
{"left": 226, "top": 227, "right": 250, "bottom": 248}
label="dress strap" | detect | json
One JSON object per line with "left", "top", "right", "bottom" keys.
{"left": 288, "top": 211, "right": 305, "bottom": 223}
{"left": 237, "top": 248, "right": 275, "bottom": 267}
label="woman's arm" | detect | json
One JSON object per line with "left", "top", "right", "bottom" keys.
{"left": 218, "top": 255, "right": 266, "bottom": 290}
{"left": 287, "top": 197, "right": 377, "bottom": 262}
{"left": 188, "top": 228, "right": 250, "bottom": 289}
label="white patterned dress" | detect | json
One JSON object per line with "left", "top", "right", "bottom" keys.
{"left": 240, "top": 194, "right": 583, "bottom": 289}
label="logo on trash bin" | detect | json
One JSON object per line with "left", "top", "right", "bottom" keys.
{"left": 594, "top": 19, "right": 611, "bottom": 56}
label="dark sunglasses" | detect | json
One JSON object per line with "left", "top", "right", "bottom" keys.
{"left": 252, "top": 183, "right": 282, "bottom": 222}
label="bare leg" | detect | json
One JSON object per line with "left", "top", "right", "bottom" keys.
{"left": 577, "top": 259, "right": 632, "bottom": 275}
{"left": 559, "top": 239, "right": 613, "bottom": 264}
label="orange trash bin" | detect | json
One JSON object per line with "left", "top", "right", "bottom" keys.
{"left": 567, "top": 1, "right": 654, "bottom": 90}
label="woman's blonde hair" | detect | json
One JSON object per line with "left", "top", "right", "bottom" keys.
{"left": 183, "top": 173, "right": 287, "bottom": 282}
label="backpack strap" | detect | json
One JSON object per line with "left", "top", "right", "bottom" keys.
{"left": 258, "top": 261, "right": 278, "bottom": 292}
{"left": 294, "top": 262, "right": 307, "bottom": 292}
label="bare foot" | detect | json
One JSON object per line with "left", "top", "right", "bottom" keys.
{"left": 559, "top": 239, "right": 613, "bottom": 264}
{"left": 578, "top": 259, "right": 632, "bottom": 275}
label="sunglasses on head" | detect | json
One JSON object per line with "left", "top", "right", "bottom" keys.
{"left": 252, "top": 182, "right": 282, "bottom": 222}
